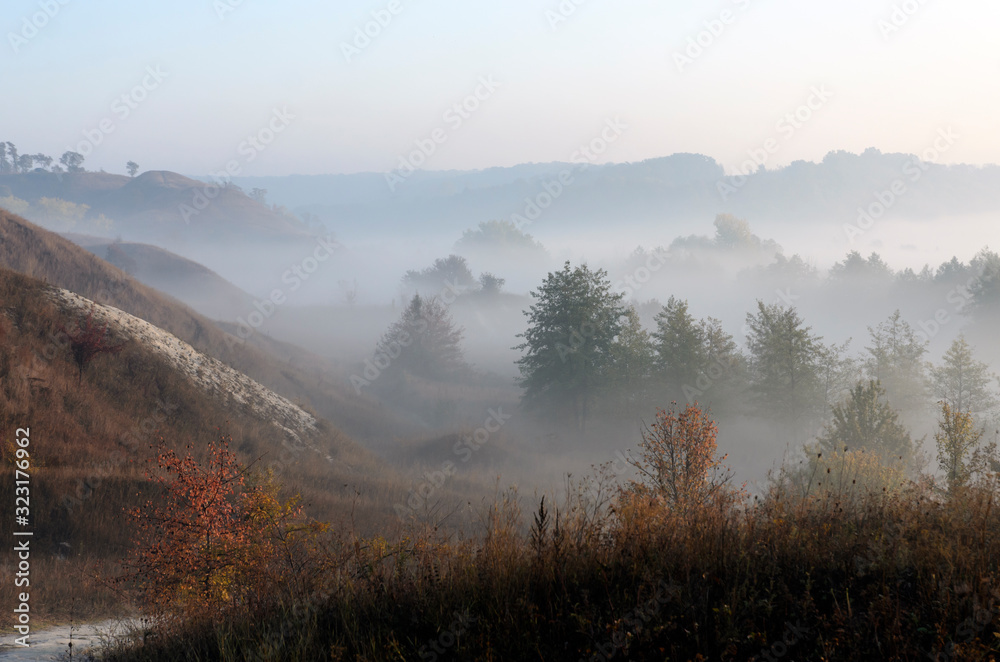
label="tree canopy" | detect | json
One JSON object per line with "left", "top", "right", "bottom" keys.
{"left": 515, "top": 262, "right": 625, "bottom": 429}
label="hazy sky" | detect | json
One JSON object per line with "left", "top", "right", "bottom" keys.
{"left": 4, "top": 0, "right": 998, "bottom": 177}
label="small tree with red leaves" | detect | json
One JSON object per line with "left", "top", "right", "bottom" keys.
{"left": 628, "top": 402, "right": 737, "bottom": 510}
{"left": 124, "top": 435, "right": 327, "bottom": 621}
{"left": 58, "top": 307, "right": 126, "bottom": 383}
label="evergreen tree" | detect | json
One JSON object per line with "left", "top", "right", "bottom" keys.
{"left": 515, "top": 262, "right": 625, "bottom": 429}
{"left": 863, "top": 310, "right": 929, "bottom": 414}
{"left": 693, "top": 316, "right": 746, "bottom": 413}
{"left": 932, "top": 336, "right": 998, "bottom": 417}
{"left": 652, "top": 297, "right": 706, "bottom": 398}
{"left": 818, "top": 380, "right": 915, "bottom": 462}
{"left": 607, "top": 306, "right": 656, "bottom": 416}
{"left": 744, "top": 301, "right": 825, "bottom": 425}
{"left": 376, "top": 295, "right": 466, "bottom": 382}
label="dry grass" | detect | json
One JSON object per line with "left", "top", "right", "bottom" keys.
{"left": 0, "top": 267, "right": 407, "bottom": 623}
{"left": 98, "top": 479, "right": 1000, "bottom": 661}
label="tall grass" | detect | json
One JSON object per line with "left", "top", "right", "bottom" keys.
{"left": 102, "top": 480, "right": 1000, "bottom": 661}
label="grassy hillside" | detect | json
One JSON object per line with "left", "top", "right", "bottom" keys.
{"left": 0, "top": 170, "right": 313, "bottom": 244}
{"left": 63, "top": 233, "right": 256, "bottom": 321}
{"left": 0, "top": 267, "right": 419, "bottom": 622}
{"left": 0, "top": 209, "right": 414, "bottom": 444}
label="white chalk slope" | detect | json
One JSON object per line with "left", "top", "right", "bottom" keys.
{"left": 48, "top": 287, "right": 329, "bottom": 457}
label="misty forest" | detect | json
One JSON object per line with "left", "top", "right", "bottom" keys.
{"left": 4, "top": 2, "right": 1000, "bottom": 661}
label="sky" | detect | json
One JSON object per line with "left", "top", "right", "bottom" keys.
{"left": 2, "top": 0, "right": 998, "bottom": 177}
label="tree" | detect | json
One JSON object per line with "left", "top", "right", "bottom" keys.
{"left": 126, "top": 161, "right": 140, "bottom": 177}
{"left": 124, "top": 435, "right": 323, "bottom": 617}
{"left": 338, "top": 278, "right": 359, "bottom": 306}
{"left": 932, "top": 336, "right": 998, "bottom": 417}
{"left": 626, "top": 403, "right": 734, "bottom": 510}
{"left": 934, "top": 402, "right": 989, "bottom": 494}
{"left": 250, "top": 187, "right": 268, "bottom": 205}
{"left": 58, "top": 308, "right": 127, "bottom": 383}
{"left": 0, "top": 143, "right": 8, "bottom": 174}
{"left": 455, "top": 220, "right": 547, "bottom": 256}
{"left": 515, "top": 262, "right": 625, "bottom": 429}
{"left": 970, "top": 248, "right": 1000, "bottom": 319}
{"left": 32, "top": 154, "right": 52, "bottom": 171}
{"left": 818, "top": 381, "right": 915, "bottom": 462}
{"left": 7, "top": 143, "right": 20, "bottom": 173}
{"left": 60, "top": 151, "right": 85, "bottom": 173}
{"left": 607, "top": 306, "right": 656, "bottom": 416}
{"left": 863, "top": 311, "right": 929, "bottom": 414}
{"left": 696, "top": 316, "right": 746, "bottom": 412}
{"left": 652, "top": 297, "right": 706, "bottom": 398}
{"left": 16, "top": 154, "right": 33, "bottom": 173}
{"left": 829, "top": 251, "right": 894, "bottom": 282}
{"left": 403, "top": 255, "right": 477, "bottom": 294}
{"left": 478, "top": 272, "right": 505, "bottom": 295}
{"left": 376, "top": 294, "right": 466, "bottom": 382}
{"left": 745, "top": 301, "right": 826, "bottom": 425}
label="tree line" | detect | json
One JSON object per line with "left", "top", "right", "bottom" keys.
{"left": 514, "top": 262, "right": 999, "bottom": 435}
{"left": 0, "top": 140, "right": 141, "bottom": 177}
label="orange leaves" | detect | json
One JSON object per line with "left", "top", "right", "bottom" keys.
{"left": 123, "top": 435, "right": 323, "bottom": 620}
{"left": 628, "top": 402, "right": 736, "bottom": 511}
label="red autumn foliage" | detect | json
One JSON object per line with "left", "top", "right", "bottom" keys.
{"left": 58, "top": 307, "right": 126, "bottom": 383}
{"left": 122, "top": 435, "right": 328, "bottom": 621}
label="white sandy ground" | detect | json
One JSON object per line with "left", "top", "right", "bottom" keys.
{"left": 0, "top": 619, "right": 137, "bottom": 660}
{"left": 47, "top": 287, "right": 335, "bottom": 463}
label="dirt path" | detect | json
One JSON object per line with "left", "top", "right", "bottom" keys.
{"left": 0, "top": 620, "right": 134, "bottom": 661}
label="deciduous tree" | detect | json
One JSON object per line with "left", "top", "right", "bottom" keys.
{"left": 58, "top": 308, "right": 126, "bottom": 383}
{"left": 934, "top": 402, "right": 994, "bottom": 494}
{"left": 515, "top": 262, "right": 624, "bottom": 429}
{"left": 626, "top": 402, "right": 734, "bottom": 510}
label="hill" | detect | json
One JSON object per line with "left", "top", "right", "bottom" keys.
{"left": 62, "top": 234, "right": 255, "bottom": 321}
{"left": 231, "top": 150, "right": 1000, "bottom": 240}
{"left": 0, "top": 209, "right": 413, "bottom": 444}
{"left": 0, "top": 265, "right": 407, "bottom": 623}
{"left": 0, "top": 170, "right": 313, "bottom": 244}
